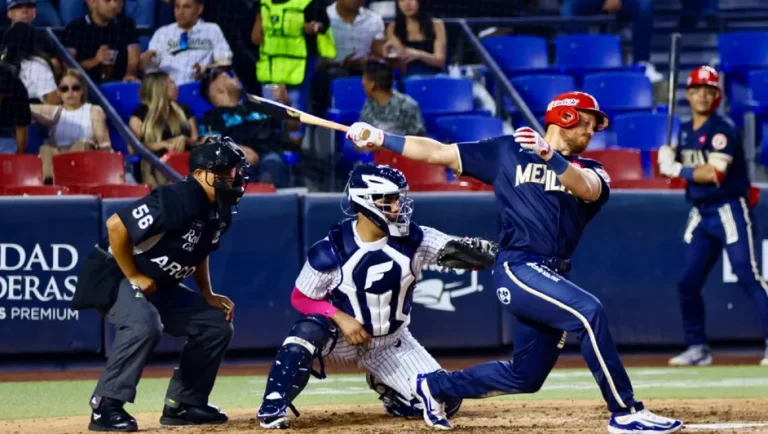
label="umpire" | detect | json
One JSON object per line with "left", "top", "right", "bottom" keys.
{"left": 72, "top": 136, "right": 248, "bottom": 432}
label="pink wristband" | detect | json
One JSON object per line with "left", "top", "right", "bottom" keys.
{"left": 290, "top": 287, "right": 338, "bottom": 318}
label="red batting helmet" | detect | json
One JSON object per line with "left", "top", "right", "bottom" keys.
{"left": 687, "top": 65, "right": 722, "bottom": 111}
{"left": 544, "top": 91, "right": 609, "bottom": 132}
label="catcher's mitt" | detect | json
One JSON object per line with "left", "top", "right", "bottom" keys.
{"left": 435, "top": 237, "right": 498, "bottom": 271}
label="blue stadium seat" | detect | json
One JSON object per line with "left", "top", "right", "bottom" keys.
{"left": 613, "top": 113, "right": 680, "bottom": 150}
{"left": 327, "top": 77, "right": 367, "bottom": 124}
{"left": 481, "top": 36, "right": 549, "bottom": 76}
{"left": 745, "top": 70, "right": 768, "bottom": 116}
{"left": 718, "top": 32, "right": 768, "bottom": 77}
{"left": 403, "top": 77, "right": 488, "bottom": 132}
{"left": 583, "top": 72, "right": 654, "bottom": 117}
{"left": 435, "top": 115, "right": 504, "bottom": 142}
{"left": 177, "top": 81, "right": 213, "bottom": 120}
{"left": 99, "top": 82, "right": 141, "bottom": 122}
{"left": 554, "top": 35, "right": 634, "bottom": 82}
{"left": 509, "top": 74, "right": 576, "bottom": 114}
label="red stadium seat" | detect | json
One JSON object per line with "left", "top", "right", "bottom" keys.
{"left": 610, "top": 178, "right": 686, "bottom": 189}
{"left": 373, "top": 149, "right": 447, "bottom": 185}
{"left": 85, "top": 184, "right": 152, "bottom": 198}
{"left": 245, "top": 182, "right": 277, "bottom": 194}
{"left": 0, "top": 154, "right": 43, "bottom": 186}
{"left": 458, "top": 176, "right": 494, "bottom": 191}
{"left": 52, "top": 152, "right": 125, "bottom": 186}
{"left": 649, "top": 150, "right": 661, "bottom": 178}
{"left": 2, "top": 185, "right": 70, "bottom": 196}
{"left": 580, "top": 149, "right": 643, "bottom": 181}
{"left": 165, "top": 152, "right": 190, "bottom": 176}
{"left": 410, "top": 181, "right": 476, "bottom": 192}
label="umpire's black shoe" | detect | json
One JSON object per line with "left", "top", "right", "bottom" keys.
{"left": 88, "top": 397, "right": 138, "bottom": 432}
{"left": 159, "top": 402, "right": 228, "bottom": 426}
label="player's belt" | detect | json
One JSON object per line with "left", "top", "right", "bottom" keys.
{"left": 524, "top": 254, "right": 572, "bottom": 275}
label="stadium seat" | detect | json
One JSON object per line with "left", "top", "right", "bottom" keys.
{"left": 403, "top": 76, "right": 474, "bottom": 115}
{"left": 0, "top": 154, "right": 43, "bottom": 186}
{"left": 99, "top": 82, "right": 141, "bottom": 122}
{"left": 177, "top": 81, "right": 213, "bottom": 120}
{"left": 745, "top": 70, "right": 768, "bottom": 116}
{"left": 327, "top": 77, "right": 367, "bottom": 124}
{"left": 1, "top": 185, "right": 70, "bottom": 196}
{"left": 610, "top": 178, "right": 686, "bottom": 189}
{"left": 165, "top": 151, "right": 190, "bottom": 176}
{"left": 459, "top": 176, "right": 494, "bottom": 191}
{"left": 580, "top": 149, "right": 644, "bottom": 181}
{"left": 481, "top": 36, "right": 549, "bottom": 75}
{"left": 52, "top": 152, "right": 126, "bottom": 186}
{"left": 613, "top": 113, "right": 680, "bottom": 150}
{"left": 583, "top": 72, "right": 654, "bottom": 116}
{"left": 84, "top": 184, "right": 152, "bottom": 198}
{"left": 510, "top": 74, "right": 577, "bottom": 113}
{"left": 718, "top": 32, "right": 768, "bottom": 76}
{"left": 435, "top": 115, "right": 504, "bottom": 142}
{"left": 374, "top": 149, "right": 448, "bottom": 185}
{"left": 554, "top": 34, "right": 626, "bottom": 78}
{"left": 410, "top": 181, "right": 476, "bottom": 192}
{"left": 245, "top": 182, "right": 277, "bottom": 194}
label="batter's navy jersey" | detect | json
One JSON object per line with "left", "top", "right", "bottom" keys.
{"left": 295, "top": 219, "right": 454, "bottom": 337}
{"left": 97, "top": 178, "right": 231, "bottom": 290}
{"left": 677, "top": 114, "right": 750, "bottom": 204}
{"left": 456, "top": 136, "right": 611, "bottom": 261}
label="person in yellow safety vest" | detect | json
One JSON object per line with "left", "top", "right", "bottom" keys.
{"left": 251, "top": 0, "right": 336, "bottom": 87}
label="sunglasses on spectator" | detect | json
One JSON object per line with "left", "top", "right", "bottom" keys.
{"left": 59, "top": 85, "right": 82, "bottom": 92}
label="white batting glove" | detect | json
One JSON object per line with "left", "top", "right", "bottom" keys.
{"left": 657, "top": 145, "right": 676, "bottom": 166}
{"left": 347, "top": 122, "right": 384, "bottom": 150}
{"left": 514, "top": 127, "right": 552, "bottom": 158}
{"left": 659, "top": 161, "right": 682, "bottom": 178}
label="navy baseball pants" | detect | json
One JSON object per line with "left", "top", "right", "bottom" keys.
{"left": 425, "top": 260, "right": 642, "bottom": 415}
{"left": 679, "top": 198, "right": 768, "bottom": 346}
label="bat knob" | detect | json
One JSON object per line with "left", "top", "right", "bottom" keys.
{"left": 360, "top": 129, "right": 370, "bottom": 141}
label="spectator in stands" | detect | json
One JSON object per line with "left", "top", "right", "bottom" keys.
{"left": 1, "top": 0, "right": 63, "bottom": 27}
{"left": 2, "top": 22, "right": 60, "bottom": 104}
{"left": 30, "top": 69, "right": 111, "bottom": 180}
{"left": 0, "top": 62, "right": 30, "bottom": 154}
{"left": 204, "top": 0, "right": 258, "bottom": 94}
{"left": 198, "top": 68, "right": 298, "bottom": 188}
{"left": 140, "top": 0, "right": 233, "bottom": 86}
{"left": 59, "top": 0, "right": 156, "bottom": 28}
{"left": 359, "top": 60, "right": 424, "bottom": 136}
{"left": 63, "top": 0, "right": 141, "bottom": 84}
{"left": 384, "top": 0, "right": 446, "bottom": 77}
{"left": 251, "top": 0, "right": 333, "bottom": 113}
{"left": 323, "top": 0, "right": 385, "bottom": 75}
{"left": 5, "top": 0, "right": 63, "bottom": 75}
{"left": 560, "top": 0, "right": 663, "bottom": 84}
{"left": 129, "top": 70, "right": 198, "bottom": 186}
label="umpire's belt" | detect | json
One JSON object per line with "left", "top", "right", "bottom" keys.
{"left": 523, "top": 254, "right": 572, "bottom": 274}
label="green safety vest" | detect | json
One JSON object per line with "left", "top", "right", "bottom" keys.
{"left": 257, "top": 0, "right": 336, "bottom": 85}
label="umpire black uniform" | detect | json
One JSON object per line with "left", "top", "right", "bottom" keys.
{"left": 72, "top": 137, "right": 248, "bottom": 432}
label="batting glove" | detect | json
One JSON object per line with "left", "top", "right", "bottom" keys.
{"left": 659, "top": 160, "right": 683, "bottom": 178}
{"left": 347, "top": 122, "right": 384, "bottom": 150}
{"left": 657, "top": 145, "right": 676, "bottom": 166}
{"left": 514, "top": 127, "right": 552, "bottom": 158}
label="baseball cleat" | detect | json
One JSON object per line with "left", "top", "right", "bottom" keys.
{"left": 258, "top": 398, "right": 291, "bottom": 429}
{"left": 88, "top": 397, "right": 138, "bottom": 432}
{"left": 608, "top": 409, "right": 683, "bottom": 433}
{"left": 760, "top": 346, "right": 768, "bottom": 366}
{"left": 411, "top": 374, "right": 452, "bottom": 430}
{"left": 159, "top": 402, "right": 228, "bottom": 425}
{"left": 668, "top": 345, "right": 712, "bottom": 366}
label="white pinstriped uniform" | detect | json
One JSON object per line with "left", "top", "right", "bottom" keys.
{"left": 295, "top": 223, "right": 455, "bottom": 398}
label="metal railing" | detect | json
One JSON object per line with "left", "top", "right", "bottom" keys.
{"left": 43, "top": 27, "right": 182, "bottom": 182}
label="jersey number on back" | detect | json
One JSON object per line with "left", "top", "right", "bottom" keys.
{"left": 132, "top": 204, "right": 154, "bottom": 229}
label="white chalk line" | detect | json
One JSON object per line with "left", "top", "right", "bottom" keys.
{"left": 685, "top": 423, "right": 768, "bottom": 431}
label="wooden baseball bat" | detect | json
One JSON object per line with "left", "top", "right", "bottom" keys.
{"left": 246, "top": 94, "right": 370, "bottom": 139}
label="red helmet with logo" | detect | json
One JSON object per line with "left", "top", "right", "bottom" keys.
{"left": 687, "top": 65, "right": 722, "bottom": 111}
{"left": 544, "top": 91, "right": 609, "bottom": 132}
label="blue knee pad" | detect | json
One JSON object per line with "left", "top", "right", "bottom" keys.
{"left": 366, "top": 373, "right": 462, "bottom": 419}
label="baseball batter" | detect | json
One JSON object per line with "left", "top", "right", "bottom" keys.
{"left": 346, "top": 92, "right": 683, "bottom": 433}
{"left": 256, "top": 163, "right": 495, "bottom": 429}
{"left": 659, "top": 65, "right": 768, "bottom": 367}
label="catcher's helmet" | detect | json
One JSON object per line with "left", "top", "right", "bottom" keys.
{"left": 345, "top": 164, "right": 413, "bottom": 237}
{"left": 544, "top": 91, "right": 609, "bottom": 132}
{"left": 189, "top": 135, "right": 249, "bottom": 206}
{"left": 687, "top": 65, "right": 722, "bottom": 112}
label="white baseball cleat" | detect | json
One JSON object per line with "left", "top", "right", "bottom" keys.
{"left": 411, "top": 374, "right": 452, "bottom": 430}
{"left": 608, "top": 409, "right": 683, "bottom": 433}
{"left": 668, "top": 345, "right": 712, "bottom": 366}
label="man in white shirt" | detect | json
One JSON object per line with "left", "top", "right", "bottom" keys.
{"left": 140, "top": 0, "right": 233, "bottom": 85}
{"left": 324, "top": 0, "right": 385, "bottom": 74}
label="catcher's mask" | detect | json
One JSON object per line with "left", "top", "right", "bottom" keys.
{"left": 189, "top": 136, "right": 249, "bottom": 219}
{"left": 342, "top": 164, "right": 413, "bottom": 237}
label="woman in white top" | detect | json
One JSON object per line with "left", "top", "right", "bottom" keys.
{"left": 2, "top": 22, "right": 60, "bottom": 104}
{"left": 30, "top": 69, "right": 112, "bottom": 180}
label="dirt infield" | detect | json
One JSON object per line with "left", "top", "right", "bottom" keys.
{"left": 2, "top": 399, "right": 768, "bottom": 434}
